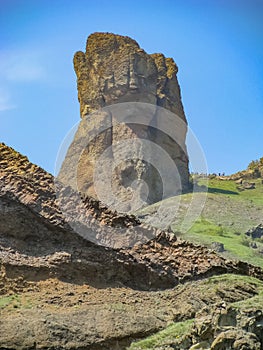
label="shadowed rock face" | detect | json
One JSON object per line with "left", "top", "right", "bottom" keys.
{"left": 61, "top": 33, "right": 190, "bottom": 208}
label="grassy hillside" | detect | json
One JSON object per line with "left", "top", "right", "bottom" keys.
{"left": 128, "top": 319, "right": 194, "bottom": 349}
{"left": 136, "top": 177, "right": 263, "bottom": 268}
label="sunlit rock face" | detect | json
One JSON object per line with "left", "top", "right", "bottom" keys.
{"left": 60, "top": 32, "right": 189, "bottom": 211}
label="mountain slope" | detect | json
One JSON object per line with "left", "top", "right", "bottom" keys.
{"left": 137, "top": 176, "right": 263, "bottom": 268}
{"left": 1, "top": 142, "right": 263, "bottom": 349}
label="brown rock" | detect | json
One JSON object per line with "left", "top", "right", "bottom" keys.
{"left": 243, "top": 181, "right": 256, "bottom": 189}
{"left": 211, "top": 329, "right": 261, "bottom": 350}
{"left": 59, "top": 33, "right": 189, "bottom": 209}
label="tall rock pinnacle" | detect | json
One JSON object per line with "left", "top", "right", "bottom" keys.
{"left": 59, "top": 32, "right": 189, "bottom": 212}
{"left": 74, "top": 32, "right": 187, "bottom": 120}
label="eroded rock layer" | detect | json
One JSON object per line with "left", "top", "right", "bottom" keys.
{"left": 1, "top": 143, "right": 263, "bottom": 349}
{"left": 1, "top": 142, "right": 263, "bottom": 285}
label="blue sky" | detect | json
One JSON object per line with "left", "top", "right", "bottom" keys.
{"left": 0, "top": 0, "right": 262, "bottom": 175}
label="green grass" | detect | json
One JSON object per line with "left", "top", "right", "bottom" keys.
{"left": 203, "top": 273, "right": 263, "bottom": 288}
{"left": 0, "top": 294, "right": 20, "bottom": 309}
{"left": 200, "top": 178, "right": 263, "bottom": 206}
{"left": 0, "top": 294, "right": 33, "bottom": 310}
{"left": 128, "top": 319, "right": 194, "bottom": 349}
{"left": 182, "top": 216, "right": 263, "bottom": 268}
{"left": 136, "top": 177, "right": 263, "bottom": 268}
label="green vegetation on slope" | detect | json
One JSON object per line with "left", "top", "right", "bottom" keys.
{"left": 186, "top": 216, "right": 263, "bottom": 268}
{"left": 201, "top": 177, "right": 263, "bottom": 206}
{"left": 0, "top": 294, "right": 20, "bottom": 309}
{"left": 187, "top": 178, "right": 263, "bottom": 267}
{"left": 0, "top": 294, "right": 33, "bottom": 310}
{"left": 136, "top": 177, "right": 263, "bottom": 268}
{"left": 128, "top": 319, "right": 194, "bottom": 349}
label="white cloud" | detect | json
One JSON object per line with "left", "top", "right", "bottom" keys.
{"left": 0, "top": 49, "right": 45, "bottom": 82}
{"left": 0, "top": 48, "right": 45, "bottom": 111}
{"left": 6, "top": 62, "right": 44, "bottom": 82}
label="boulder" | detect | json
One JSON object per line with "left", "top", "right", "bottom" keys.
{"left": 211, "top": 329, "right": 261, "bottom": 350}
{"left": 246, "top": 224, "right": 263, "bottom": 239}
{"left": 211, "top": 242, "right": 225, "bottom": 253}
{"left": 243, "top": 182, "right": 256, "bottom": 190}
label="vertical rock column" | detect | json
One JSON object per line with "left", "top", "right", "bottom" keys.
{"left": 60, "top": 32, "right": 190, "bottom": 210}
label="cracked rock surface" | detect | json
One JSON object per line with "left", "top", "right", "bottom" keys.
{"left": 59, "top": 33, "right": 189, "bottom": 206}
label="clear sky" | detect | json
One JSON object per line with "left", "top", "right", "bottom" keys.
{"left": 0, "top": 0, "right": 262, "bottom": 175}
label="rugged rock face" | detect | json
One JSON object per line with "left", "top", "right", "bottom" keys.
{"left": 60, "top": 33, "right": 189, "bottom": 209}
{"left": 190, "top": 305, "right": 263, "bottom": 350}
{"left": 74, "top": 33, "right": 186, "bottom": 121}
{"left": 1, "top": 143, "right": 263, "bottom": 348}
{"left": 1, "top": 142, "right": 263, "bottom": 283}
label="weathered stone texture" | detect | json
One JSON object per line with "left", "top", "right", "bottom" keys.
{"left": 67, "top": 33, "right": 190, "bottom": 206}
{"left": 1, "top": 144, "right": 263, "bottom": 350}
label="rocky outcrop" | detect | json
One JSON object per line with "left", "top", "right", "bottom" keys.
{"left": 2, "top": 273, "right": 262, "bottom": 350}
{"left": 74, "top": 33, "right": 186, "bottom": 121}
{"left": 59, "top": 33, "right": 189, "bottom": 209}
{"left": 0, "top": 142, "right": 156, "bottom": 248}
{"left": 246, "top": 224, "right": 263, "bottom": 240}
{"left": 129, "top": 296, "right": 263, "bottom": 349}
{"left": 224, "top": 157, "right": 263, "bottom": 181}
{"left": 2, "top": 143, "right": 263, "bottom": 349}
{"left": 1, "top": 142, "right": 263, "bottom": 285}
{"left": 189, "top": 304, "right": 263, "bottom": 349}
